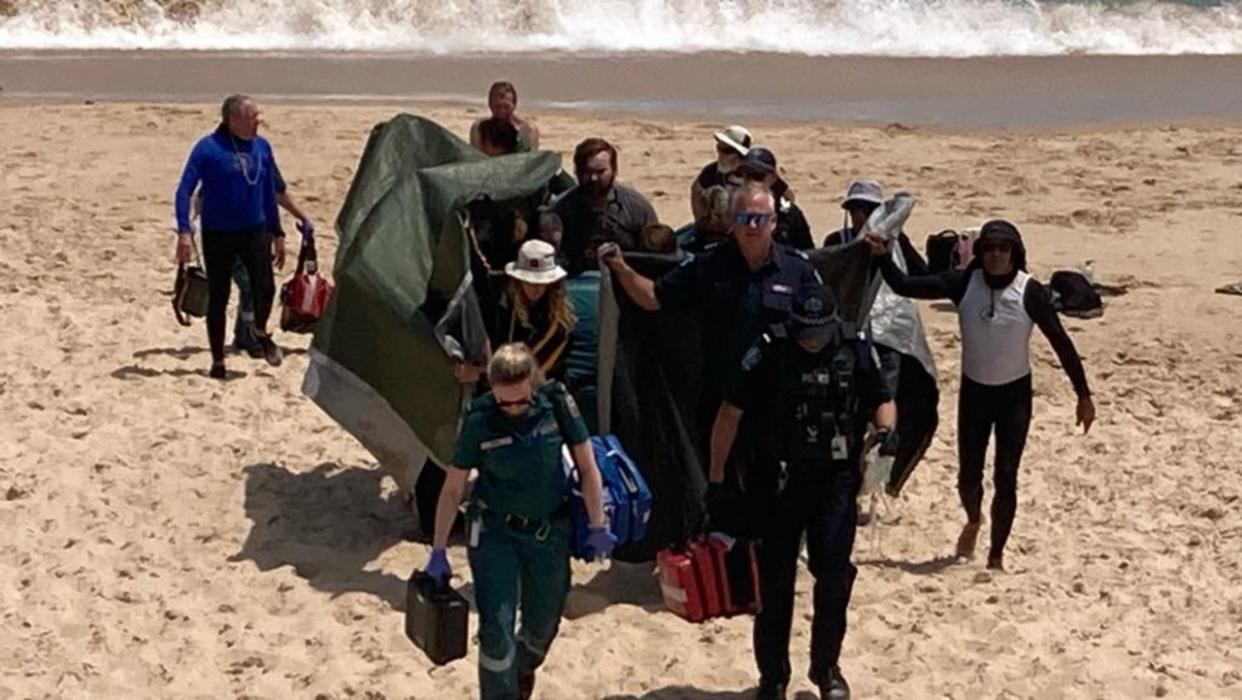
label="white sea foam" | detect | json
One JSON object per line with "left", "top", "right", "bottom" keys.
{"left": 1, "top": 0, "right": 1241, "bottom": 56}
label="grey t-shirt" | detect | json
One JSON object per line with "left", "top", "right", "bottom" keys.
{"left": 552, "top": 183, "right": 658, "bottom": 277}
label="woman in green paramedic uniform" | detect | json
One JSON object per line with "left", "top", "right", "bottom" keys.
{"left": 426, "top": 343, "right": 615, "bottom": 700}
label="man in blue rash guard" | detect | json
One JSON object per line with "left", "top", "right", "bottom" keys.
{"left": 174, "top": 94, "right": 285, "bottom": 379}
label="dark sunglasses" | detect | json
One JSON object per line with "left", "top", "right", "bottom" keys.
{"left": 496, "top": 397, "right": 532, "bottom": 409}
{"left": 734, "top": 212, "right": 773, "bottom": 227}
{"left": 980, "top": 242, "right": 1012, "bottom": 253}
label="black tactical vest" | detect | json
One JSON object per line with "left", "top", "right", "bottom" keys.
{"left": 780, "top": 330, "right": 860, "bottom": 465}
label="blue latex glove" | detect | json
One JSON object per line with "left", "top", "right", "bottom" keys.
{"left": 586, "top": 526, "right": 618, "bottom": 560}
{"left": 425, "top": 548, "right": 451, "bottom": 584}
{"left": 296, "top": 218, "right": 315, "bottom": 239}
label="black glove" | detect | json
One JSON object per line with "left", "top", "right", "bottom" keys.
{"left": 875, "top": 428, "right": 900, "bottom": 457}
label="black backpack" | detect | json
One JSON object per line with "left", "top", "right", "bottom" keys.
{"left": 1049, "top": 270, "right": 1103, "bottom": 319}
{"left": 925, "top": 230, "right": 965, "bottom": 274}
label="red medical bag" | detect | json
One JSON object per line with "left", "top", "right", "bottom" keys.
{"left": 658, "top": 534, "right": 761, "bottom": 622}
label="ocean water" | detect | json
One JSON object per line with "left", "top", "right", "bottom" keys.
{"left": 0, "top": 0, "right": 1241, "bottom": 56}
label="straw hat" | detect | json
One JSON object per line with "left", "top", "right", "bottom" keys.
{"left": 505, "top": 239, "right": 567, "bottom": 285}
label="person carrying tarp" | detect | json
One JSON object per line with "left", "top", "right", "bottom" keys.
{"left": 601, "top": 182, "right": 820, "bottom": 512}
{"left": 553, "top": 138, "right": 658, "bottom": 277}
{"left": 479, "top": 240, "right": 577, "bottom": 382}
{"left": 823, "top": 179, "right": 939, "bottom": 501}
{"left": 424, "top": 343, "right": 614, "bottom": 700}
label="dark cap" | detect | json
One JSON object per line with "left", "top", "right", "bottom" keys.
{"left": 789, "top": 285, "right": 842, "bottom": 342}
{"left": 973, "top": 219, "right": 1027, "bottom": 271}
{"left": 978, "top": 219, "right": 1022, "bottom": 245}
{"left": 739, "top": 146, "right": 778, "bottom": 175}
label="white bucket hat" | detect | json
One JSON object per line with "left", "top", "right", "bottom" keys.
{"left": 505, "top": 239, "right": 567, "bottom": 285}
{"left": 842, "top": 179, "right": 884, "bottom": 209}
{"left": 713, "top": 125, "right": 752, "bottom": 156}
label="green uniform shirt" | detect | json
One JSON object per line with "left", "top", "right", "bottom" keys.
{"left": 452, "top": 381, "right": 590, "bottom": 521}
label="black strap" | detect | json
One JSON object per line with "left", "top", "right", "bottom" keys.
{"left": 172, "top": 264, "right": 192, "bottom": 327}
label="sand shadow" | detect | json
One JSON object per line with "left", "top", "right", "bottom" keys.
{"left": 131, "top": 344, "right": 308, "bottom": 359}
{"left": 929, "top": 301, "right": 957, "bottom": 313}
{"left": 857, "top": 555, "right": 958, "bottom": 576}
{"left": 110, "top": 364, "right": 248, "bottom": 380}
{"left": 601, "top": 688, "right": 818, "bottom": 700}
{"left": 230, "top": 461, "right": 417, "bottom": 611}
{"left": 133, "top": 345, "right": 210, "bottom": 360}
{"left": 564, "top": 560, "right": 665, "bottom": 620}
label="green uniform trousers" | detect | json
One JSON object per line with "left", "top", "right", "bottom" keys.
{"left": 467, "top": 511, "right": 572, "bottom": 700}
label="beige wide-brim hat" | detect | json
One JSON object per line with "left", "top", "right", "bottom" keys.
{"left": 505, "top": 239, "right": 567, "bottom": 285}
{"left": 713, "top": 124, "right": 752, "bottom": 156}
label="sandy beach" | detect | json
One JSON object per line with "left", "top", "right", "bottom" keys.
{"left": 2, "top": 98, "right": 1242, "bottom": 699}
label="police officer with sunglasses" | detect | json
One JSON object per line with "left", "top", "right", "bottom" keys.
{"left": 425, "top": 343, "right": 614, "bottom": 700}
{"left": 602, "top": 182, "right": 821, "bottom": 488}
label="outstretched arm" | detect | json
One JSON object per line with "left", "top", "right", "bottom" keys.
{"left": 600, "top": 244, "right": 661, "bottom": 311}
{"left": 864, "top": 232, "right": 968, "bottom": 301}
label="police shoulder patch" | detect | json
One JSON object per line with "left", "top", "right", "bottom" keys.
{"left": 741, "top": 334, "right": 771, "bottom": 371}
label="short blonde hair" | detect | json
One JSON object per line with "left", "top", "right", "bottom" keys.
{"left": 488, "top": 343, "right": 546, "bottom": 387}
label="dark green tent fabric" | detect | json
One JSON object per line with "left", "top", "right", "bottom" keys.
{"left": 302, "top": 114, "right": 561, "bottom": 474}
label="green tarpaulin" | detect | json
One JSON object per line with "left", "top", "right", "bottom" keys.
{"left": 302, "top": 114, "right": 561, "bottom": 482}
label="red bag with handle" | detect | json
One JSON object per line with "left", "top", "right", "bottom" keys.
{"left": 657, "top": 540, "right": 723, "bottom": 623}
{"left": 280, "top": 233, "right": 333, "bottom": 334}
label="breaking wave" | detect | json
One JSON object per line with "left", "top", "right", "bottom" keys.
{"left": 1, "top": 0, "right": 1241, "bottom": 56}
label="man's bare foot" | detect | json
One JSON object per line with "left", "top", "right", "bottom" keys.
{"left": 955, "top": 521, "right": 981, "bottom": 560}
{"left": 986, "top": 553, "right": 1005, "bottom": 571}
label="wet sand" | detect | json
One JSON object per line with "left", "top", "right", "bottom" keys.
{"left": 5, "top": 50, "right": 1242, "bottom": 127}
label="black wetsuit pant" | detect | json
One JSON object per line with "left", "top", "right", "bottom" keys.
{"left": 203, "top": 228, "right": 275, "bottom": 364}
{"left": 957, "top": 374, "right": 1033, "bottom": 559}
{"left": 755, "top": 461, "right": 861, "bottom": 688}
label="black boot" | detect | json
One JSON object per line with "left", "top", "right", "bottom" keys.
{"left": 819, "top": 666, "right": 850, "bottom": 699}
{"left": 754, "top": 680, "right": 787, "bottom": 700}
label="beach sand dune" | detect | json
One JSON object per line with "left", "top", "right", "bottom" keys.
{"left": 1, "top": 102, "right": 1240, "bottom": 699}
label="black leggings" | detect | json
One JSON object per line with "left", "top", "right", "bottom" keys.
{"left": 957, "top": 374, "right": 1033, "bottom": 559}
{"left": 202, "top": 229, "right": 274, "bottom": 363}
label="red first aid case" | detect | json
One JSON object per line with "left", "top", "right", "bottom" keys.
{"left": 658, "top": 534, "right": 761, "bottom": 622}
{"left": 658, "top": 544, "right": 714, "bottom": 623}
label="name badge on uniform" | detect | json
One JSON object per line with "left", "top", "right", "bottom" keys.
{"left": 831, "top": 435, "right": 849, "bottom": 460}
{"left": 770, "top": 284, "right": 793, "bottom": 294}
{"left": 480, "top": 436, "right": 515, "bottom": 451}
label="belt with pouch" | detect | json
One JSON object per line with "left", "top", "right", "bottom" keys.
{"left": 474, "top": 500, "right": 569, "bottom": 539}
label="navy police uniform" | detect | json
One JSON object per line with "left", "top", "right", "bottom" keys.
{"left": 726, "top": 286, "right": 890, "bottom": 695}
{"left": 654, "top": 239, "right": 821, "bottom": 398}
{"left": 451, "top": 382, "right": 590, "bottom": 700}
{"left": 655, "top": 240, "right": 821, "bottom": 489}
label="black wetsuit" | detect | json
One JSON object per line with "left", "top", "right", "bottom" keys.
{"left": 878, "top": 254, "right": 1090, "bottom": 560}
